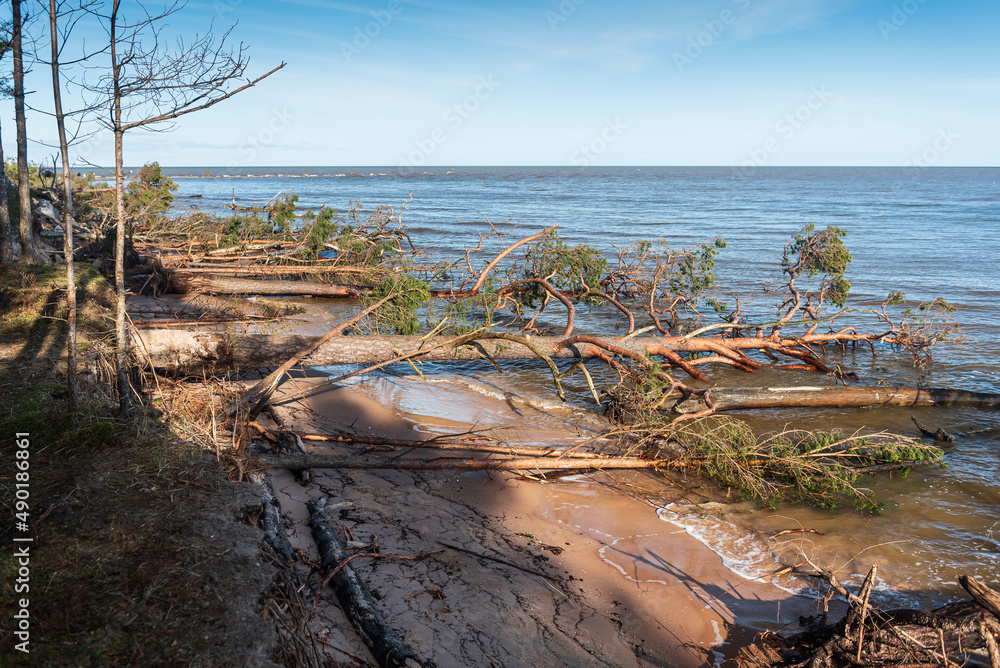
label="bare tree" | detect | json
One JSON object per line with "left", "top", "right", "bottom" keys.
{"left": 46, "top": 0, "right": 102, "bottom": 412}
{"left": 12, "top": 0, "right": 47, "bottom": 262}
{"left": 0, "top": 21, "right": 15, "bottom": 268}
{"left": 87, "top": 0, "right": 284, "bottom": 417}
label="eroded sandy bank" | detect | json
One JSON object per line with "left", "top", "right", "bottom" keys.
{"left": 259, "top": 373, "right": 825, "bottom": 667}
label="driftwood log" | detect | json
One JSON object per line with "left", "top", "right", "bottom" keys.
{"left": 307, "top": 497, "right": 423, "bottom": 668}
{"left": 167, "top": 271, "right": 370, "bottom": 297}
{"left": 738, "top": 569, "right": 1000, "bottom": 668}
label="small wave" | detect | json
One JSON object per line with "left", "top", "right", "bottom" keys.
{"left": 655, "top": 504, "right": 804, "bottom": 596}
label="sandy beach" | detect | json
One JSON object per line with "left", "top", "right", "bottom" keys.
{"left": 258, "top": 372, "right": 829, "bottom": 667}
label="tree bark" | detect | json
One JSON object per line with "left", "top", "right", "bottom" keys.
{"left": 49, "top": 0, "right": 78, "bottom": 412}
{"left": 167, "top": 271, "right": 370, "bottom": 297}
{"left": 111, "top": 1, "right": 130, "bottom": 418}
{"left": 246, "top": 471, "right": 294, "bottom": 565}
{"left": 0, "top": 113, "right": 14, "bottom": 267}
{"left": 13, "top": 0, "right": 46, "bottom": 263}
{"left": 256, "top": 452, "right": 665, "bottom": 471}
{"left": 960, "top": 576, "right": 1000, "bottom": 620}
{"left": 667, "top": 385, "right": 1000, "bottom": 413}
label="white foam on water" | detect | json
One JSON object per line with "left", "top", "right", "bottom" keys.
{"left": 655, "top": 503, "right": 807, "bottom": 596}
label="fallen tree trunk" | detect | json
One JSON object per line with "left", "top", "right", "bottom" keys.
{"left": 133, "top": 329, "right": 1000, "bottom": 410}
{"left": 668, "top": 385, "right": 1000, "bottom": 413}
{"left": 135, "top": 330, "right": 638, "bottom": 372}
{"left": 247, "top": 471, "right": 295, "bottom": 565}
{"left": 167, "top": 271, "right": 370, "bottom": 297}
{"left": 256, "top": 452, "right": 666, "bottom": 471}
{"left": 249, "top": 424, "right": 605, "bottom": 459}
{"left": 307, "top": 497, "right": 423, "bottom": 668}
{"left": 161, "top": 263, "right": 373, "bottom": 277}
{"left": 130, "top": 330, "right": 831, "bottom": 373}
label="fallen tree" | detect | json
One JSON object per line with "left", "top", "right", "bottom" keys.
{"left": 250, "top": 420, "right": 943, "bottom": 512}
{"left": 167, "top": 271, "right": 371, "bottom": 297}
{"left": 136, "top": 327, "right": 999, "bottom": 415}
{"left": 130, "top": 209, "right": 992, "bottom": 510}
{"left": 133, "top": 221, "right": 972, "bottom": 415}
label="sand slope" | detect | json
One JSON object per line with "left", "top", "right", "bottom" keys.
{"left": 262, "top": 374, "right": 821, "bottom": 667}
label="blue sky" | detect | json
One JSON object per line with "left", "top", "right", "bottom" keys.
{"left": 4, "top": 0, "right": 999, "bottom": 166}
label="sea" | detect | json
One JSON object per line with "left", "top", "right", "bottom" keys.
{"left": 161, "top": 165, "right": 1000, "bottom": 607}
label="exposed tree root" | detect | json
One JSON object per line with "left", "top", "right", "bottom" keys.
{"left": 735, "top": 568, "right": 1000, "bottom": 668}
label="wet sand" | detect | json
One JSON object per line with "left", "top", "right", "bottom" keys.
{"left": 260, "top": 373, "right": 828, "bottom": 667}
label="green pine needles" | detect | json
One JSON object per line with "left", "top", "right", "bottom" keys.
{"left": 666, "top": 417, "right": 944, "bottom": 512}
{"left": 360, "top": 273, "right": 431, "bottom": 335}
{"left": 519, "top": 231, "right": 607, "bottom": 306}
{"left": 783, "top": 223, "right": 853, "bottom": 308}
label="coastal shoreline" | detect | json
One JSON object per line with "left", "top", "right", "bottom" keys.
{"left": 262, "top": 373, "right": 829, "bottom": 667}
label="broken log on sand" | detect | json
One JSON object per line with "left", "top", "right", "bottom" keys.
{"left": 307, "top": 497, "right": 424, "bottom": 668}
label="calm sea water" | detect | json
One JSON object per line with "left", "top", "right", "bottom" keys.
{"left": 164, "top": 166, "right": 1000, "bottom": 604}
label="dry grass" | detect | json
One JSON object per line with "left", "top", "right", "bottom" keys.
{"left": 0, "top": 264, "right": 285, "bottom": 667}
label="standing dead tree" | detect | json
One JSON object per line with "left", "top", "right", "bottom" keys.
{"left": 83, "top": 0, "right": 284, "bottom": 417}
